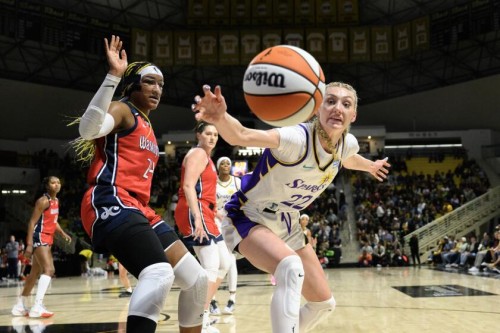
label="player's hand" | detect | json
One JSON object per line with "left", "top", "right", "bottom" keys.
{"left": 24, "top": 245, "right": 33, "bottom": 259}
{"left": 104, "top": 35, "right": 128, "bottom": 78}
{"left": 193, "top": 225, "right": 208, "bottom": 244}
{"left": 192, "top": 85, "right": 227, "bottom": 124}
{"left": 369, "top": 157, "right": 391, "bottom": 182}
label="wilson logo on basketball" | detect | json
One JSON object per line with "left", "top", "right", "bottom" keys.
{"left": 244, "top": 71, "right": 285, "bottom": 88}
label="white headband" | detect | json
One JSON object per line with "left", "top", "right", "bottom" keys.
{"left": 217, "top": 157, "right": 232, "bottom": 170}
{"left": 139, "top": 65, "right": 163, "bottom": 78}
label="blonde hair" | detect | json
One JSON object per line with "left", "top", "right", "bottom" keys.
{"left": 67, "top": 118, "right": 96, "bottom": 164}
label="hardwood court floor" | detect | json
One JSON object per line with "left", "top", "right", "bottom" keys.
{"left": 1, "top": 267, "right": 499, "bottom": 333}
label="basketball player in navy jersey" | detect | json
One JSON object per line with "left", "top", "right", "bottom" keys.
{"left": 193, "top": 82, "right": 390, "bottom": 332}
{"left": 73, "top": 35, "right": 207, "bottom": 333}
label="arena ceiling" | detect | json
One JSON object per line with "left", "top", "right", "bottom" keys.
{"left": 1, "top": 0, "right": 500, "bottom": 128}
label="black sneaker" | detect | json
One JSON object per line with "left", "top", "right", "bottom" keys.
{"left": 119, "top": 291, "right": 132, "bottom": 298}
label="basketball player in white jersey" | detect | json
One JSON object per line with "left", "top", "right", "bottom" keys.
{"left": 193, "top": 82, "right": 390, "bottom": 332}
{"left": 210, "top": 157, "right": 241, "bottom": 316}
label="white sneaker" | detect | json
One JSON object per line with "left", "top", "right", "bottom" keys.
{"left": 202, "top": 310, "right": 220, "bottom": 333}
{"left": 11, "top": 303, "right": 29, "bottom": 317}
{"left": 468, "top": 267, "right": 479, "bottom": 272}
{"left": 210, "top": 300, "right": 221, "bottom": 316}
{"left": 445, "top": 264, "right": 452, "bottom": 268}
{"left": 223, "top": 300, "right": 235, "bottom": 314}
{"left": 29, "top": 304, "right": 54, "bottom": 318}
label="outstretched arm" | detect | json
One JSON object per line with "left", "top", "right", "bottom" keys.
{"left": 193, "top": 85, "right": 280, "bottom": 148}
{"left": 342, "top": 155, "right": 391, "bottom": 182}
{"left": 79, "top": 35, "right": 129, "bottom": 140}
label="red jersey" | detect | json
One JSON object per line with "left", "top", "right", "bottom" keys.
{"left": 33, "top": 194, "right": 59, "bottom": 246}
{"left": 175, "top": 156, "right": 219, "bottom": 238}
{"left": 81, "top": 102, "right": 160, "bottom": 237}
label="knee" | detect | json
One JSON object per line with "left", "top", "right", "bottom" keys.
{"left": 274, "top": 255, "right": 304, "bottom": 290}
{"left": 44, "top": 266, "right": 56, "bottom": 277}
{"left": 217, "top": 252, "right": 232, "bottom": 279}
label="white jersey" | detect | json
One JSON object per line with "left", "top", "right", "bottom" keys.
{"left": 216, "top": 175, "right": 241, "bottom": 211}
{"left": 222, "top": 122, "right": 359, "bottom": 251}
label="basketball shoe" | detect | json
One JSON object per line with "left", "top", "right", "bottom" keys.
{"left": 202, "top": 310, "right": 220, "bottom": 333}
{"left": 28, "top": 304, "right": 54, "bottom": 318}
{"left": 210, "top": 299, "right": 221, "bottom": 315}
{"left": 11, "top": 302, "right": 29, "bottom": 317}
{"left": 223, "top": 300, "right": 235, "bottom": 315}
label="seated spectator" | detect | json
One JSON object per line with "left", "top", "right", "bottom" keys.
{"left": 440, "top": 235, "right": 455, "bottom": 264}
{"left": 392, "top": 248, "right": 409, "bottom": 266}
{"left": 460, "top": 235, "right": 478, "bottom": 267}
{"left": 469, "top": 232, "right": 494, "bottom": 272}
{"left": 360, "top": 240, "right": 374, "bottom": 256}
{"left": 484, "top": 229, "right": 500, "bottom": 274}
{"left": 358, "top": 250, "right": 372, "bottom": 267}
{"left": 443, "top": 236, "right": 467, "bottom": 268}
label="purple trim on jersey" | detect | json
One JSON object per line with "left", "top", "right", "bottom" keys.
{"left": 225, "top": 199, "right": 258, "bottom": 241}
{"left": 239, "top": 124, "right": 309, "bottom": 194}
{"left": 224, "top": 124, "right": 310, "bottom": 241}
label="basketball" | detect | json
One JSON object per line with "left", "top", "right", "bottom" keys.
{"left": 243, "top": 45, "right": 325, "bottom": 127}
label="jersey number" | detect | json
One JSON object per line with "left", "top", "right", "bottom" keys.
{"left": 281, "top": 194, "right": 313, "bottom": 210}
{"left": 143, "top": 159, "right": 155, "bottom": 179}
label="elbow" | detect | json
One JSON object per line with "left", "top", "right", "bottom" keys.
{"left": 79, "top": 120, "right": 96, "bottom": 140}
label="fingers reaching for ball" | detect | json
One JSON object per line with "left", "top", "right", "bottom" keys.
{"left": 192, "top": 85, "right": 227, "bottom": 124}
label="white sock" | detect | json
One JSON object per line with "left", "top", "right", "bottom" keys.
{"left": 229, "top": 292, "right": 236, "bottom": 303}
{"left": 35, "top": 274, "right": 51, "bottom": 305}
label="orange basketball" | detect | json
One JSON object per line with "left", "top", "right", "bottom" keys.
{"left": 243, "top": 45, "right": 325, "bottom": 127}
